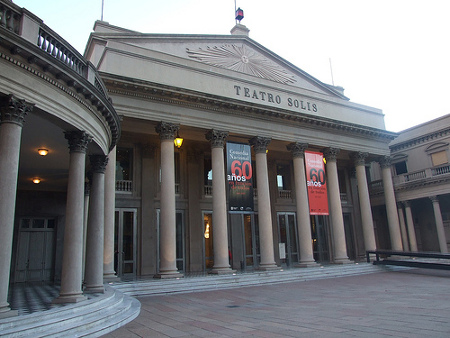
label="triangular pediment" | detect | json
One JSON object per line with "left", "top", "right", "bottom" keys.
{"left": 87, "top": 21, "right": 347, "bottom": 99}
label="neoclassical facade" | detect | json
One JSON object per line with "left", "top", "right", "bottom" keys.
{"left": 84, "top": 20, "right": 400, "bottom": 277}
{"left": 3, "top": 0, "right": 448, "bottom": 321}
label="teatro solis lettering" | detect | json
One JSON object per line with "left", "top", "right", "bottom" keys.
{"left": 233, "top": 85, "right": 318, "bottom": 112}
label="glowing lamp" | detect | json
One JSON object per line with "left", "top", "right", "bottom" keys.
{"left": 32, "top": 178, "right": 41, "bottom": 184}
{"left": 38, "top": 148, "right": 48, "bottom": 156}
{"left": 174, "top": 132, "right": 183, "bottom": 148}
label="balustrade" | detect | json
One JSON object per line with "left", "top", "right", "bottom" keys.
{"left": 0, "top": 2, "right": 21, "bottom": 33}
{"left": 116, "top": 180, "right": 133, "bottom": 193}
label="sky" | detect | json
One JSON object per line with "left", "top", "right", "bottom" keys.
{"left": 13, "top": 0, "right": 450, "bottom": 132}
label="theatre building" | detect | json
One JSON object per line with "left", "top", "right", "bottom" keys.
{"left": 84, "top": 21, "right": 399, "bottom": 278}
{"left": 6, "top": 0, "right": 433, "bottom": 319}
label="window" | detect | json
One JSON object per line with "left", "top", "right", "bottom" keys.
{"left": 116, "top": 148, "right": 133, "bottom": 181}
{"left": 394, "top": 161, "right": 408, "bottom": 175}
{"left": 431, "top": 151, "right": 448, "bottom": 166}
{"left": 276, "top": 164, "right": 290, "bottom": 190}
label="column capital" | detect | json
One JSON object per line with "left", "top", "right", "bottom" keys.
{"left": 250, "top": 136, "right": 271, "bottom": 154}
{"left": 89, "top": 154, "right": 109, "bottom": 174}
{"left": 205, "top": 129, "right": 228, "bottom": 148}
{"left": 379, "top": 155, "right": 392, "bottom": 168}
{"left": 351, "top": 151, "right": 369, "bottom": 166}
{"left": 323, "top": 147, "right": 340, "bottom": 162}
{"left": 0, "top": 94, "right": 33, "bottom": 127}
{"left": 155, "top": 121, "right": 179, "bottom": 140}
{"left": 64, "top": 131, "right": 92, "bottom": 153}
{"left": 287, "top": 142, "right": 308, "bottom": 158}
{"left": 429, "top": 195, "right": 439, "bottom": 203}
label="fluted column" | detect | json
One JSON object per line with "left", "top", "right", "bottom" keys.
{"left": 54, "top": 131, "right": 91, "bottom": 303}
{"left": 250, "top": 137, "right": 278, "bottom": 270}
{"left": 430, "top": 196, "right": 448, "bottom": 253}
{"left": 104, "top": 147, "right": 118, "bottom": 280}
{"left": 403, "top": 201, "right": 418, "bottom": 252}
{"left": 84, "top": 155, "right": 108, "bottom": 292}
{"left": 379, "top": 156, "right": 402, "bottom": 251}
{"left": 155, "top": 122, "right": 181, "bottom": 278}
{"left": 287, "top": 142, "right": 316, "bottom": 267}
{"left": 206, "top": 130, "right": 234, "bottom": 274}
{"left": 352, "top": 152, "right": 377, "bottom": 252}
{"left": 324, "top": 148, "right": 350, "bottom": 263}
{"left": 0, "top": 95, "right": 32, "bottom": 317}
{"left": 397, "top": 203, "right": 409, "bottom": 251}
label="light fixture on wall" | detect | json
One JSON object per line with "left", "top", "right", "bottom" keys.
{"left": 38, "top": 148, "right": 49, "bottom": 156}
{"left": 32, "top": 178, "right": 41, "bottom": 184}
{"left": 174, "top": 132, "right": 183, "bottom": 148}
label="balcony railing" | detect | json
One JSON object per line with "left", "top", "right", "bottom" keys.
{"left": 116, "top": 180, "right": 133, "bottom": 193}
{"left": 278, "top": 189, "right": 292, "bottom": 199}
{"left": 393, "top": 164, "right": 450, "bottom": 185}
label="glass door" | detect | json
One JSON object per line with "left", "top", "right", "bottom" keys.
{"left": 277, "top": 213, "right": 298, "bottom": 267}
{"left": 311, "top": 215, "right": 330, "bottom": 263}
{"left": 114, "top": 208, "right": 137, "bottom": 276}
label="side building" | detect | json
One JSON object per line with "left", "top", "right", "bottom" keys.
{"left": 85, "top": 21, "right": 398, "bottom": 277}
{"left": 370, "top": 115, "right": 450, "bottom": 253}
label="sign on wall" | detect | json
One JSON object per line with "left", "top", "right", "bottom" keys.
{"left": 226, "top": 142, "right": 254, "bottom": 212}
{"left": 304, "top": 151, "right": 329, "bottom": 215}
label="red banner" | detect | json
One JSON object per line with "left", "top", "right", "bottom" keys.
{"left": 304, "top": 151, "right": 329, "bottom": 215}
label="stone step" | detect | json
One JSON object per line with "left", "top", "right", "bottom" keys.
{"left": 111, "top": 263, "right": 385, "bottom": 297}
{"left": 0, "top": 286, "right": 140, "bottom": 338}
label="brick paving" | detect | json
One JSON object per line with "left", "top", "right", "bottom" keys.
{"left": 104, "top": 269, "right": 450, "bottom": 337}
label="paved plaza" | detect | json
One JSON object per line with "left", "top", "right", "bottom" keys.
{"left": 104, "top": 269, "right": 450, "bottom": 337}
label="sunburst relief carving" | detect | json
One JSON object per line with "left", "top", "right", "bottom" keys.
{"left": 186, "top": 44, "right": 296, "bottom": 85}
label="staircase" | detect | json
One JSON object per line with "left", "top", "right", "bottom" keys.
{"left": 0, "top": 286, "right": 140, "bottom": 337}
{"left": 111, "top": 262, "right": 385, "bottom": 297}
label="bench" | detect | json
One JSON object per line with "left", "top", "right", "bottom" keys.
{"left": 366, "top": 250, "right": 450, "bottom": 270}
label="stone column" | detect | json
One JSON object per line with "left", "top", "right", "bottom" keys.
{"left": 0, "top": 95, "right": 32, "bottom": 318}
{"left": 82, "top": 182, "right": 90, "bottom": 280}
{"left": 379, "top": 156, "right": 403, "bottom": 251}
{"left": 104, "top": 147, "right": 118, "bottom": 280}
{"left": 430, "top": 196, "right": 448, "bottom": 253}
{"left": 155, "top": 122, "right": 181, "bottom": 278}
{"left": 324, "top": 148, "right": 350, "bottom": 263}
{"left": 206, "top": 130, "right": 234, "bottom": 274}
{"left": 352, "top": 152, "right": 377, "bottom": 252}
{"left": 250, "top": 137, "right": 278, "bottom": 270}
{"left": 287, "top": 142, "right": 316, "bottom": 267}
{"left": 404, "top": 201, "right": 418, "bottom": 252}
{"left": 84, "top": 155, "right": 108, "bottom": 292}
{"left": 54, "top": 131, "right": 91, "bottom": 303}
{"left": 397, "top": 203, "right": 409, "bottom": 251}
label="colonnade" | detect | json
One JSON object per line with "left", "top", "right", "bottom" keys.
{"left": 0, "top": 94, "right": 117, "bottom": 316}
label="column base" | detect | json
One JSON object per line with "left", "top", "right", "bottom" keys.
{"left": 0, "top": 308, "right": 18, "bottom": 319}
{"left": 53, "top": 293, "right": 87, "bottom": 304}
{"left": 294, "top": 260, "right": 319, "bottom": 268}
{"left": 209, "top": 267, "right": 236, "bottom": 275}
{"left": 84, "top": 285, "right": 105, "bottom": 293}
{"left": 333, "top": 257, "right": 353, "bottom": 264}
{"left": 154, "top": 271, "right": 184, "bottom": 279}
{"left": 103, "top": 273, "right": 120, "bottom": 283}
{"left": 257, "top": 263, "right": 281, "bottom": 271}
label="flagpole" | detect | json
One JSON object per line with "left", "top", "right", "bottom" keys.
{"left": 101, "top": 0, "right": 104, "bottom": 21}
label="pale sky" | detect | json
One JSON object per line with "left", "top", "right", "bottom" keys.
{"left": 14, "top": 0, "right": 450, "bottom": 132}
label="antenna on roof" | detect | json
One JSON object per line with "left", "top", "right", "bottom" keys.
{"left": 101, "top": 0, "right": 104, "bottom": 21}
{"left": 329, "top": 58, "right": 335, "bottom": 86}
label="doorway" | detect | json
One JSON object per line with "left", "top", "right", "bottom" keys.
{"left": 277, "top": 213, "right": 299, "bottom": 267}
{"left": 15, "top": 218, "right": 56, "bottom": 282}
{"left": 311, "top": 215, "right": 330, "bottom": 262}
{"left": 230, "top": 213, "right": 260, "bottom": 271}
{"left": 114, "top": 208, "right": 137, "bottom": 276}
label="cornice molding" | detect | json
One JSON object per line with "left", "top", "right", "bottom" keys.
{"left": 104, "top": 78, "right": 397, "bottom": 143}
{"left": 390, "top": 128, "right": 450, "bottom": 152}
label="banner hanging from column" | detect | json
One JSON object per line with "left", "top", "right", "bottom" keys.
{"left": 304, "top": 151, "right": 329, "bottom": 215}
{"left": 226, "top": 142, "right": 254, "bottom": 212}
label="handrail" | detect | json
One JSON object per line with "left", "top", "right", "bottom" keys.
{"left": 366, "top": 250, "right": 450, "bottom": 270}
